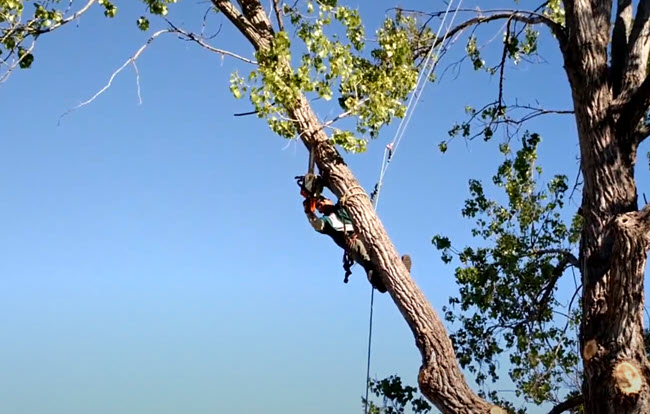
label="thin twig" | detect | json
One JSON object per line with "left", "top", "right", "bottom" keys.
{"left": 165, "top": 19, "right": 257, "bottom": 64}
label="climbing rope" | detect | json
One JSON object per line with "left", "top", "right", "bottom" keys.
{"left": 363, "top": 2, "right": 463, "bottom": 412}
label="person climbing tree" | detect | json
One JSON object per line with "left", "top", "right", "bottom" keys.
{"left": 304, "top": 195, "right": 387, "bottom": 292}
{"left": 304, "top": 195, "right": 411, "bottom": 293}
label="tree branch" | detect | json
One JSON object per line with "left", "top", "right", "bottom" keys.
{"left": 58, "top": 29, "right": 172, "bottom": 122}
{"left": 34, "top": 0, "right": 97, "bottom": 34}
{"left": 630, "top": 202, "right": 650, "bottom": 236}
{"left": 611, "top": 0, "right": 633, "bottom": 96}
{"left": 547, "top": 394, "right": 584, "bottom": 414}
{"left": 408, "top": 8, "right": 566, "bottom": 52}
{"left": 616, "top": 74, "right": 650, "bottom": 142}
{"left": 530, "top": 249, "right": 580, "bottom": 267}
{"left": 429, "top": 11, "right": 566, "bottom": 52}
{"left": 637, "top": 122, "right": 650, "bottom": 142}
{"left": 612, "top": 0, "right": 650, "bottom": 125}
{"left": 272, "top": 0, "right": 284, "bottom": 32}
{"left": 211, "top": 0, "right": 272, "bottom": 50}
{"left": 625, "top": 0, "right": 650, "bottom": 76}
{"left": 165, "top": 19, "right": 257, "bottom": 64}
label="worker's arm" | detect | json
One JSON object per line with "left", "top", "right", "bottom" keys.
{"left": 305, "top": 211, "right": 326, "bottom": 232}
{"left": 303, "top": 199, "right": 325, "bottom": 232}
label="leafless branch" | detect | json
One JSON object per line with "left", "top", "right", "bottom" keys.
{"left": 320, "top": 98, "right": 369, "bottom": 130}
{"left": 529, "top": 249, "right": 580, "bottom": 267}
{"left": 611, "top": 0, "right": 633, "bottom": 96}
{"left": 398, "top": 8, "right": 566, "bottom": 47}
{"left": 547, "top": 394, "right": 584, "bottom": 414}
{"left": 616, "top": 74, "right": 650, "bottom": 142}
{"left": 272, "top": 0, "right": 284, "bottom": 31}
{"left": 165, "top": 19, "right": 257, "bottom": 64}
{"left": 613, "top": 0, "right": 650, "bottom": 114}
{"left": 625, "top": 0, "right": 650, "bottom": 73}
{"left": 58, "top": 29, "right": 172, "bottom": 123}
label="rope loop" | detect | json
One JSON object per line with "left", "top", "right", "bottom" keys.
{"left": 340, "top": 185, "right": 368, "bottom": 206}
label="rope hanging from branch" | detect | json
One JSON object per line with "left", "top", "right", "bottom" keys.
{"left": 362, "top": 1, "right": 463, "bottom": 412}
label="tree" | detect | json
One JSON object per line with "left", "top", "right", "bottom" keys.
{"left": 8, "top": 0, "right": 650, "bottom": 413}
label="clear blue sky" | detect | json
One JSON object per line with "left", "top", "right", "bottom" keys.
{"left": 1, "top": 1, "right": 647, "bottom": 414}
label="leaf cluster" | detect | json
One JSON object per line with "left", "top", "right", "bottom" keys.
{"left": 228, "top": 1, "right": 421, "bottom": 152}
{"left": 362, "top": 375, "right": 431, "bottom": 414}
{"left": 435, "top": 133, "right": 582, "bottom": 406}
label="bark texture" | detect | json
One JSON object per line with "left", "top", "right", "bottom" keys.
{"left": 562, "top": 1, "right": 650, "bottom": 412}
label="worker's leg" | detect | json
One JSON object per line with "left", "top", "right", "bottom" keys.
{"left": 348, "top": 238, "right": 387, "bottom": 293}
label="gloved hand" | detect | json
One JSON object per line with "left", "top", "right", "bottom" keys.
{"left": 303, "top": 198, "right": 316, "bottom": 213}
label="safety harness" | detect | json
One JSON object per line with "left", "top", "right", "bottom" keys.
{"left": 297, "top": 146, "right": 357, "bottom": 284}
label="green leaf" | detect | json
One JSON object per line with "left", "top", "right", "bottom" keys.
{"left": 136, "top": 16, "right": 150, "bottom": 31}
{"left": 18, "top": 48, "right": 33, "bottom": 68}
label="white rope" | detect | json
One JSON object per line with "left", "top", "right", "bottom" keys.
{"left": 363, "top": 4, "right": 464, "bottom": 414}
{"left": 371, "top": 0, "right": 464, "bottom": 209}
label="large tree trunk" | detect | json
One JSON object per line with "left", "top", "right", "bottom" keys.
{"left": 562, "top": 1, "right": 650, "bottom": 412}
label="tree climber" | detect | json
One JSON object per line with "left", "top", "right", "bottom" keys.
{"left": 303, "top": 195, "right": 415, "bottom": 293}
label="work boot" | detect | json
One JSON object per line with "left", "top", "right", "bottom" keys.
{"left": 366, "top": 270, "right": 387, "bottom": 293}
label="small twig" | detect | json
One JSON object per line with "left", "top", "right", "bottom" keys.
{"left": 234, "top": 110, "right": 259, "bottom": 116}
{"left": 132, "top": 60, "right": 142, "bottom": 105}
{"left": 321, "top": 98, "right": 370, "bottom": 129}
{"left": 165, "top": 19, "right": 257, "bottom": 64}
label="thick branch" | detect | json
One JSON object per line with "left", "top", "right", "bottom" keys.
{"left": 615, "top": 0, "right": 650, "bottom": 122}
{"left": 399, "top": 7, "right": 565, "bottom": 42}
{"left": 530, "top": 249, "right": 580, "bottom": 267}
{"left": 617, "top": 74, "right": 650, "bottom": 141}
{"left": 547, "top": 394, "right": 584, "bottom": 414}
{"left": 625, "top": 0, "right": 650, "bottom": 77}
{"left": 429, "top": 11, "right": 566, "bottom": 52}
{"left": 631, "top": 202, "right": 650, "bottom": 236}
{"left": 211, "top": 0, "right": 271, "bottom": 50}
{"left": 611, "top": 0, "right": 633, "bottom": 96}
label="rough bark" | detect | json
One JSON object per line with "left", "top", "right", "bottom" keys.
{"left": 562, "top": 1, "right": 650, "bottom": 412}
